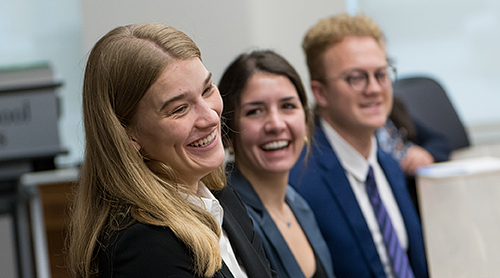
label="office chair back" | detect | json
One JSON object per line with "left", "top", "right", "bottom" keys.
{"left": 393, "top": 76, "right": 470, "bottom": 151}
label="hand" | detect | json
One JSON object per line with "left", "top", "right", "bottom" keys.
{"left": 400, "top": 145, "right": 435, "bottom": 176}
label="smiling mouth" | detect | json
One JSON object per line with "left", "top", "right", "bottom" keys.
{"left": 189, "top": 129, "right": 217, "bottom": 147}
{"left": 361, "top": 101, "right": 381, "bottom": 108}
{"left": 261, "top": 140, "right": 290, "bottom": 151}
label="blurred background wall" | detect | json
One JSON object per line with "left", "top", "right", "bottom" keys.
{"left": 357, "top": 0, "right": 500, "bottom": 144}
{"left": 1, "top": 1, "right": 500, "bottom": 277}
{"left": 1, "top": 0, "right": 499, "bottom": 165}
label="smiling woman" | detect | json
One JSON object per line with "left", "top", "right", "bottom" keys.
{"left": 219, "top": 50, "right": 335, "bottom": 278}
{"left": 68, "top": 23, "right": 275, "bottom": 278}
{"left": 127, "top": 58, "right": 225, "bottom": 191}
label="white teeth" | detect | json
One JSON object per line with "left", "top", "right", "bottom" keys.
{"left": 190, "top": 130, "right": 217, "bottom": 147}
{"left": 364, "top": 102, "right": 378, "bottom": 108}
{"left": 262, "top": 140, "right": 289, "bottom": 151}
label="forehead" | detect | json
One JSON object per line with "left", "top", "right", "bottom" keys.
{"left": 141, "top": 58, "right": 208, "bottom": 108}
{"left": 323, "top": 36, "right": 387, "bottom": 73}
{"left": 240, "top": 72, "right": 298, "bottom": 102}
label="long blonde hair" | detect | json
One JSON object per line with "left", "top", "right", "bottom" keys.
{"left": 68, "top": 23, "right": 226, "bottom": 278}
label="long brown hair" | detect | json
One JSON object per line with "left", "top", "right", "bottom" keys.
{"left": 68, "top": 23, "right": 225, "bottom": 278}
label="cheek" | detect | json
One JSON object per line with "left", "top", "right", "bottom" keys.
{"left": 212, "top": 90, "right": 224, "bottom": 116}
{"left": 238, "top": 119, "right": 260, "bottom": 144}
{"left": 140, "top": 122, "right": 184, "bottom": 152}
{"left": 386, "top": 91, "right": 394, "bottom": 112}
{"left": 235, "top": 119, "right": 262, "bottom": 154}
{"left": 292, "top": 115, "right": 308, "bottom": 141}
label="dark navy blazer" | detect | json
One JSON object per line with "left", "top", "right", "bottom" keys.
{"left": 289, "top": 122, "right": 428, "bottom": 278}
{"left": 227, "top": 166, "right": 335, "bottom": 278}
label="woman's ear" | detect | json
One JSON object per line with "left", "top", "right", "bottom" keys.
{"left": 131, "top": 138, "right": 141, "bottom": 152}
{"left": 127, "top": 131, "right": 142, "bottom": 152}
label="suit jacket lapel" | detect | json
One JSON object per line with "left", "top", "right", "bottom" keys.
{"left": 215, "top": 261, "right": 234, "bottom": 278}
{"left": 214, "top": 187, "right": 274, "bottom": 278}
{"left": 314, "top": 124, "right": 384, "bottom": 275}
{"left": 227, "top": 168, "right": 300, "bottom": 278}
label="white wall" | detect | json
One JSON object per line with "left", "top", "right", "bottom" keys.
{"left": 80, "top": 0, "right": 345, "bottom": 94}
{"left": 359, "top": 0, "right": 500, "bottom": 130}
{"left": 3, "top": 0, "right": 500, "bottom": 164}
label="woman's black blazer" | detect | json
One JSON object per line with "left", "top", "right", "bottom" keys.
{"left": 98, "top": 186, "right": 276, "bottom": 278}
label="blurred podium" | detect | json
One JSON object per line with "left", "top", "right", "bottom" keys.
{"left": 416, "top": 157, "right": 500, "bottom": 278}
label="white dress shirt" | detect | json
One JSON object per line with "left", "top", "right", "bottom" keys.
{"left": 186, "top": 183, "right": 248, "bottom": 278}
{"left": 320, "top": 118, "right": 409, "bottom": 278}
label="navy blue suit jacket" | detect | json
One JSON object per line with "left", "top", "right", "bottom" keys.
{"left": 289, "top": 123, "right": 428, "bottom": 278}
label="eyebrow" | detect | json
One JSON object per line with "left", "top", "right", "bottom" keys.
{"left": 241, "top": 96, "right": 298, "bottom": 107}
{"left": 159, "top": 72, "right": 213, "bottom": 112}
{"left": 344, "top": 64, "right": 389, "bottom": 73}
{"left": 204, "top": 72, "right": 213, "bottom": 86}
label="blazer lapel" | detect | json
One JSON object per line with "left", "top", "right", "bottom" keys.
{"left": 214, "top": 187, "right": 274, "bottom": 278}
{"left": 313, "top": 124, "right": 384, "bottom": 275}
{"left": 215, "top": 261, "right": 234, "bottom": 278}
{"left": 227, "top": 168, "right": 301, "bottom": 278}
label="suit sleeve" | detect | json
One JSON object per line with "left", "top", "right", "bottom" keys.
{"left": 99, "top": 222, "right": 201, "bottom": 278}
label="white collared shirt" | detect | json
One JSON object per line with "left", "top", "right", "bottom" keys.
{"left": 186, "top": 184, "right": 248, "bottom": 278}
{"left": 320, "top": 118, "right": 408, "bottom": 278}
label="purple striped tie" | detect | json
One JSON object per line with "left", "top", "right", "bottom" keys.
{"left": 365, "top": 166, "right": 415, "bottom": 278}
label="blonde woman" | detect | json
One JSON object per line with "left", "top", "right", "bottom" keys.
{"left": 68, "top": 23, "right": 275, "bottom": 278}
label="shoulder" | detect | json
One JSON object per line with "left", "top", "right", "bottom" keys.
{"left": 291, "top": 122, "right": 336, "bottom": 177}
{"left": 98, "top": 222, "right": 198, "bottom": 277}
{"left": 114, "top": 222, "right": 182, "bottom": 250}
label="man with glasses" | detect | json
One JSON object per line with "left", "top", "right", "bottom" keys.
{"left": 290, "top": 13, "right": 428, "bottom": 278}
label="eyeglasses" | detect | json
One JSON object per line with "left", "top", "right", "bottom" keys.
{"left": 321, "top": 65, "right": 397, "bottom": 93}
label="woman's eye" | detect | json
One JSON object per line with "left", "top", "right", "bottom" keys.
{"left": 245, "top": 108, "right": 261, "bottom": 116}
{"left": 282, "top": 103, "right": 297, "bottom": 110}
{"left": 203, "top": 84, "right": 214, "bottom": 96}
{"left": 171, "top": 105, "right": 187, "bottom": 115}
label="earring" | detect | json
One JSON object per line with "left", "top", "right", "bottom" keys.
{"left": 304, "top": 136, "right": 309, "bottom": 144}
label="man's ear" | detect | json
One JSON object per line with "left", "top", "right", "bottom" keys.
{"left": 310, "top": 80, "right": 328, "bottom": 108}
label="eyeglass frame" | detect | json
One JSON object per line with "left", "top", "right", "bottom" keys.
{"left": 317, "top": 60, "right": 397, "bottom": 93}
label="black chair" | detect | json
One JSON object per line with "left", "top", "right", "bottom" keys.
{"left": 393, "top": 76, "right": 470, "bottom": 151}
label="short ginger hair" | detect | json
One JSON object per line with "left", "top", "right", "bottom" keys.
{"left": 303, "top": 13, "right": 385, "bottom": 81}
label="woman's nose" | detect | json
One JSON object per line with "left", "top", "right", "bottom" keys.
{"left": 196, "top": 100, "right": 220, "bottom": 128}
{"left": 264, "top": 110, "right": 286, "bottom": 133}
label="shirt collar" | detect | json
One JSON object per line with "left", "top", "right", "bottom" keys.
{"left": 183, "top": 182, "right": 224, "bottom": 226}
{"left": 320, "top": 117, "right": 378, "bottom": 183}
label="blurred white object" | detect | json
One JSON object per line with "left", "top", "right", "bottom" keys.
{"left": 416, "top": 156, "right": 500, "bottom": 278}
